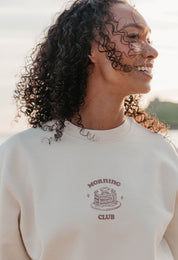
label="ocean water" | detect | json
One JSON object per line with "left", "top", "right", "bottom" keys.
{"left": 0, "top": 130, "right": 178, "bottom": 147}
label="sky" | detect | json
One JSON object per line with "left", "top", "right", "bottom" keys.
{"left": 0, "top": 0, "right": 178, "bottom": 134}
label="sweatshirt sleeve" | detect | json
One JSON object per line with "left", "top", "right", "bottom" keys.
{"left": 0, "top": 144, "right": 32, "bottom": 260}
{"left": 164, "top": 141, "right": 178, "bottom": 260}
{"left": 164, "top": 191, "right": 178, "bottom": 260}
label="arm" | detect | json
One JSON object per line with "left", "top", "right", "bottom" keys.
{"left": 0, "top": 145, "right": 32, "bottom": 260}
{"left": 164, "top": 191, "right": 178, "bottom": 260}
{"left": 163, "top": 140, "right": 178, "bottom": 260}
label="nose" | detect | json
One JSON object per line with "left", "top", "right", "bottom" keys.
{"left": 141, "top": 43, "right": 159, "bottom": 60}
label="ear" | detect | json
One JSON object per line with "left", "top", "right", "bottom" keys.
{"left": 88, "top": 42, "right": 98, "bottom": 63}
{"left": 88, "top": 51, "right": 95, "bottom": 63}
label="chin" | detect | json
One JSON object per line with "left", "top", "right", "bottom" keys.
{"left": 128, "top": 86, "right": 151, "bottom": 95}
{"left": 136, "top": 82, "right": 151, "bottom": 94}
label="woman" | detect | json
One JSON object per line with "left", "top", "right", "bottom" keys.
{"left": 0, "top": 0, "right": 178, "bottom": 259}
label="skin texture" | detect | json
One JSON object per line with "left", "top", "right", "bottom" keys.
{"left": 72, "top": 3, "right": 158, "bottom": 130}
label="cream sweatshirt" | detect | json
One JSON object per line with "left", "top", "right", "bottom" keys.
{"left": 0, "top": 116, "right": 178, "bottom": 260}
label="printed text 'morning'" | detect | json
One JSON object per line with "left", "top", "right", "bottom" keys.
{"left": 88, "top": 179, "right": 121, "bottom": 188}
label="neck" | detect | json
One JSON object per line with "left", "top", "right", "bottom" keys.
{"left": 72, "top": 104, "right": 125, "bottom": 130}
{"left": 71, "top": 78, "right": 126, "bottom": 130}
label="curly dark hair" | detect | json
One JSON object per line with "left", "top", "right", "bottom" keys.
{"left": 14, "top": 0, "right": 169, "bottom": 142}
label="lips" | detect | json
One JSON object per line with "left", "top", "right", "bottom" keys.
{"left": 134, "top": 63, "right": 153, "bottom": 78}
{"left": 135, "top": 66, "right": 152, "bottom": 74}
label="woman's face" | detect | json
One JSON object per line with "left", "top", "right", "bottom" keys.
{"left": 89, "top": 3, "right": 158, "bottom": 97}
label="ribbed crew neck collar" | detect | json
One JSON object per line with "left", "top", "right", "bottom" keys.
{"left": 64, "top": 116, "right": 133, "bottom": 143}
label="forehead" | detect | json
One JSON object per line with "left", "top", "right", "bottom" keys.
{"left": 110, "top": 3, "right": 150, "bottom": 32}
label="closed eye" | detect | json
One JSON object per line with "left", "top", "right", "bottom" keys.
{"left": 127, "top": 34, "right": 139, "bottom": 40}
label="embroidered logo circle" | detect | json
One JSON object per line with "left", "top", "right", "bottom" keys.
{"left": 91, "top": 187, "right": 121, "bottom": 211}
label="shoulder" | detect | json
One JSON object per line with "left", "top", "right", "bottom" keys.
{"left": 0, "top": 127, "right": 42, "bottom": 150}
{"left": 0, "top": 120, "right": 72, "bottom": 162}
{"left": 0, "top": 125, "right": 56, "bottom": 158}
{"left": 130, "top": 117, "right": 178, "bottom": 161}
{"left": 0, "top": 125, "right": 58, "bottom": 181}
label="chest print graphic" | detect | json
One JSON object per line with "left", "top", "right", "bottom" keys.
{"left": 87, "top": 178, "right": 123, "bottom": 220}
{"left": 91, "top": 187, "right": 121, "bottom": 211}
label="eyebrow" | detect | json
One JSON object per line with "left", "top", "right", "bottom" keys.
{"left": 120, "top": 23, "right": 151, "bottom": 33}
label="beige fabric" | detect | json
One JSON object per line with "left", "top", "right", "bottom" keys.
{"left": 0, "top": 117, "right": 178, "bottom": 260}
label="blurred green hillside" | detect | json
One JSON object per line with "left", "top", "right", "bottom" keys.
{"left": 146, "top": 98, "right": 178, "bottom": 129}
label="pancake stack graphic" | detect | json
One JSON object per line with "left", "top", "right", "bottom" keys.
{"left": 91, "top": 187, "right": 121, "bottom": 211}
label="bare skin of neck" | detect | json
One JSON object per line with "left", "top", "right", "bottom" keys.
{"left": 71, "top": 71, "right": 126, "bottom": 130}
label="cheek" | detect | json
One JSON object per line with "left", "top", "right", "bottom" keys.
{"left": 114, "top": 41, "right": 141, "bottom": 62}
{"left": 130, "top": 43, "right": 142, "bottom": 54}
{"left": 95, "top": 53, "right": 114, "bottom": 77}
